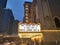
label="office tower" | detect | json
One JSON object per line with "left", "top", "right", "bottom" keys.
{"left": 0, "top": 0, "right": 7, "bottom": 32}
{"left": 12, "top": 20, "right": 19, "bottom": 35}
{"left": 0, "top": 0, "right": 7, "bottom": 8}
{"left": 0, "top": 9, "right": 14, "bottom": 34}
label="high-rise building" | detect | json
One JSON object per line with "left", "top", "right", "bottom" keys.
{"left": 0, "top": 9, "right": 14, "bottom": 34}
{"left": 0, "top": 0, "right": 7, "bottom": 8}
{"left": 12, "top": 20, "right": 19, "bottom": 35}
{"left": 0, "top": 0, "right": 15, "bottom": 35}
{"left": 0, "top": 9, "right": 4, "bottom": 33}
{"left": 0, "top": 0, "right": 7, "bottom": 30}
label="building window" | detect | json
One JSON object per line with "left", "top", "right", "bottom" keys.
{"left": 25, "top": 17, "right": 29, "bottom": 19}
{"left": 25, "top": 10, "right": 28, "bottom": 13}
{"left": 25, "top": 8, "right": 28, "bottom": 10}
{"left": 25, "top": 5, "right": 28, "bottom": 7}
{"left": 25, "top": 20, "right": 29, "bottom": 23}
{"left": 25, "top": 14, "right": 28, "bottom": 16}
{"left": 55, "top": 18, "right": 60, "bottom": 28}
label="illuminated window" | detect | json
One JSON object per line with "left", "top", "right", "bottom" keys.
{"left": 25, "top": 14, "right": 28, "bottom": 16}
{"left": 25, "top": 20, "right": 29, "bottom": 22}
{"left": 25, "top": 17, "right": 29, "bottom": 19}
{"left": 25, "top": 8, "right": 28, "bottom": 10}
{"left": 25, "top": 5, "right": 28, "bottom": 7}
{"left": 25, "top": 11, "right": 28, "bottom": 13}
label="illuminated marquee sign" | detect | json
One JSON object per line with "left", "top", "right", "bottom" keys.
{"left": 18, "top": 23, "right": 41, "bottom": 32}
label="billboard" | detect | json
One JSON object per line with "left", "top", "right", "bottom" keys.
{"left": 18, "top": 23, "right": 41, "bottom": 32}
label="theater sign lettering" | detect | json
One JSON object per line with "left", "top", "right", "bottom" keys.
{"left": 18, "top": 23, "right": 42, "bottom": 38}
{"left": 18, "top": 23, "right": 41, "bottom": 32}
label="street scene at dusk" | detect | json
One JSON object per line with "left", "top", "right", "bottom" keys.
{"left": 0, "top": 0, "right": 60, "bottom": 45}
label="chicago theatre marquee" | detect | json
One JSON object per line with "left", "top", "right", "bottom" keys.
{"left": 18, "top": 22, "right": 43, "bottom": 45}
